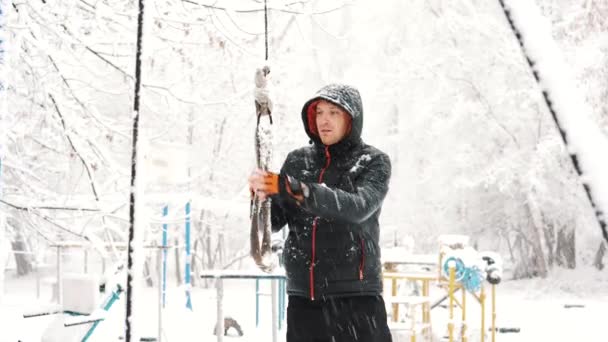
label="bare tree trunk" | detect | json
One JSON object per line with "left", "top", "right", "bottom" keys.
{"left": 593, "top": 242, "right": 605, "bottom": 270}
{"left": 191, "top": 238, "right": 199, "bottom": 287}
{"left": 174, "top": 237, "right": 182, "bottom": 285}
{"left": 504, "top": 230, "right": 517, "bottom": 265}
{"left": 218, "top": 232, "right": 225, "bottom": 267}
{"left": 142, "top": 255, "right": 154, "bottom": 287}
{"left": 196, "top": 210, "right": 211, "bottom": 288}
{"left": 525, "top": 201, "right": 548, "bottom": 277}
{"left": 11, "top": 234, "right": 33, "bottom": 276}
{"left": 210, "top": 231, "right": 225, "bottom": 268}
{"left": 205, "top": 222, "right": 213, "bottom": 269}
{"left": 512, "top": 234, "right": 530, "bottom": 279}
{"left": 542, "top": 217, "right": 556, "bottom": 268}
{"left": 512, "top": 228, "right": 548, "bottom": 279}
{"left": 556, "top": 227, "right": 576, "bottom": 269}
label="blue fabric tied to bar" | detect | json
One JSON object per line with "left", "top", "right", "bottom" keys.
{"left": 443, "top": 257, "right": 484, "bottom": 292}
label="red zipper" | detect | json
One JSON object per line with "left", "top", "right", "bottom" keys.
{"left": 310, "top": 146, "right": 331, "bottom": 300}
{"left": 318, "top": 146, "right": 331, "bottom": 182}
{"left": 359, "top": 237, "right": 365, "bottom": 280}
{"left": 310, "top": 218, "right": 318, "bottom": 300}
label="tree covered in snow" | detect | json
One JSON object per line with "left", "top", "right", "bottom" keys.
{"left": 2, "top": 0, "right": 607, "bottom": 286}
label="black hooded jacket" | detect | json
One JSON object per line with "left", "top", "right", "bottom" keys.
{"left": 271, "top": 84, "right": 392, "bottom": 300}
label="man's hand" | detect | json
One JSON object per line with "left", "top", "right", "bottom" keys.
{"left": 248, "top": 169, "right": 279, "bottom": 202}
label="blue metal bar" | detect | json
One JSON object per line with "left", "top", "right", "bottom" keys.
{"left": 279, "top": 278, "right": 285, "bottom": 329}
{"left": 255, "top": 279, "right": 260, "bottom": 327}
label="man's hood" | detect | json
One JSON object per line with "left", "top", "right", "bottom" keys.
{"left": 301, "top": 84, "right": 363, "bottom": 146}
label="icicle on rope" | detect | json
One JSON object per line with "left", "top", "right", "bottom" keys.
{"left": 497, "top": 0, "right": 608, "bottom": 245}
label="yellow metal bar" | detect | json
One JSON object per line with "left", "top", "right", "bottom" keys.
{"left": 452, "top": 297, "right": 463, "bottom": 310}
{"left": 423, "top": 279, "right": 430, "bottom": 340}
{"left": 448, "top": 266, "right": 455, "bottom": 342}
{"left": 480, "top": 285, "right": 486, "bottom": 342}
{"left": 492, "top": 284, "right": 496, "bottom": 342}
{"left": 471, "top": 290, "right": 483, "bottom": 304}
{"left": 392, "top": 277, "right": 399, "bottom": 322}
{"left": 410, "top": 303, "right": 417, "bottom": 342}
{"left": 461, "top": 285, "right": 467, "bottom": 342}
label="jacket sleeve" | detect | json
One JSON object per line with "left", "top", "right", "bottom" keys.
{"left": 270, "top": 198, "right": 287, "bottom": 232}
{"left": 301, "top": 153, "right": 391, "bottom": 224}
{"left": 269, "top": 155, "right": 294, "bottom": 232}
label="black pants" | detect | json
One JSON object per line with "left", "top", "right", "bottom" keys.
{"left": 286, "top": 295, "right": 393, "bottom": 342}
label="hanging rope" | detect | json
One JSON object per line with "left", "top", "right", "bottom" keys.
{"left": 497, "top": 0, "right": 608, "bottom": 245}
{"left": 264, "top": 0, "right": 269, "bottom": 61}
{"left": 255, "top": 0, "right": 272, "bottom": 125}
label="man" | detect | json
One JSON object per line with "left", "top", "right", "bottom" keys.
{"left": 249, "top": 84, "right": 392, "bottom": 342}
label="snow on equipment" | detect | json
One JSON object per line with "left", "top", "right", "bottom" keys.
{"left": 26, "top": 261, "right": 159, "bottom": 342}
{"left": 480, "top": 251, "right": 503, "bottom": 285}
{"left": 437, "top": 235, "right": 506, "bottom": 342}
{"left": 29, "top": 263, "right": 125, "bottom": 342}
{"left": 382, "top": 234, "right": 507, "bottom": 342}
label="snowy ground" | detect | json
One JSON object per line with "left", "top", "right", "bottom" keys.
{"left": 1, "top": 267, "right": 607, "bottom": 342}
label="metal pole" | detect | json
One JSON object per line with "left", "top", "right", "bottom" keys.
{"left": 36, "top": 261, "right": 41, "bottom": 299}
{"left": 162, "top": 205, "right": 168, "bottom": 308}
{"left": 84, "top": 249, "right": 88, "bottom": 274}
{"left": 481, "top": 285, "right": 486, "bottom": 342}
{"left": 461, "top": 284, "right": 467, "bottom": 342}
{"left": 185, "top": 202, "right": 192, "bottom": 310}
{"left": 217, "top": 278, "right": 224, "bottom": 342}
{"left": 278, "top": 278, "right": 284, "bottom": 330}
{"left": 492, "top": 285, "right": 496, "bottom": 342}
{"left": 448, "top": 266, "right": 455, "bottom": 342}
{"left": 126, "top": 0, "right": 147, "bottom": 340}
{"left": 423, "top": 279, "right": 430, "bottom": 339}
{"left": 271, "top": 279, "right": 278, "bottom": 342}
{"left": 56, "top": 246, "right": 63, "bottom": 306}
{"left": 256, "top": 279, "right": 260, "bottom": 327}
{"left": 391, "top": 276, "right": 398, "bottom": 321}
{"left": 157, "top": 249, "right": 162, "bottom": 342}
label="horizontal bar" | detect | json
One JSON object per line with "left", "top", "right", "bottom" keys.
{"left": 64, "top": 317, "right": 105, "bottom": 327}
{"left": 50, "top": 243, "right": 177, "bottom": 249}
{"left": 200, "top": 270, "right": 286, "bottom": 280}
{"left": 23, "top": 310, "right": 62, "bottom": 318}
{"left": 382, "top": 272, "right": 437, "bottom": 280}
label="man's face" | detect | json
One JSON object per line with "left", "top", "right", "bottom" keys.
{"left": 315, "top": 100, "right": 351, "bottom": 146}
